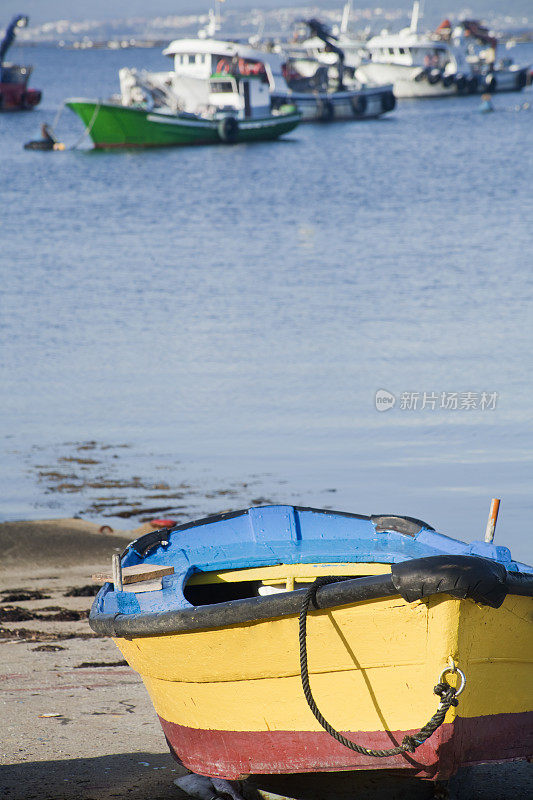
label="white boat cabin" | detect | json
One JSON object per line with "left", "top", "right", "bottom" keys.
{"left": 162, "top": 38, "right": 289, "bottom": 95}
{"left": 365, "top": 34, "right": 457, "bottom": 71}
{"left": 208, "top": 73, "right": 271, "bottom": 118}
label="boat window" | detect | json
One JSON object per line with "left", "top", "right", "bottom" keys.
{"left": 188, "top": 54, "right": 195, "bottom": 64}
{"left": 388, "top": 47, "right": 395, "bottom": 55}
{"left": 211, "top": 81, "right": 235, "bottom": 93}
{"left": 399, "top": 48, "right": 406, "bottom": 55}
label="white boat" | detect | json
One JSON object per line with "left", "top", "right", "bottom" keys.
{"left": 119, "top": 38, "right": 395, "bottom": 124}
{"left": 356, "top": 2, "right": 530, "bottom": 99}
{"left": 284, "top": 4, "right": 366, "bottom": 74}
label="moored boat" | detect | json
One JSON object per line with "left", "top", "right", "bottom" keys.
{"left": 65, "top": 71, "right": 300, "bottom": 149}
{"left": 90, "top": 504, "right": 533, "bottom": 785}
{"left": 120, "top": 37, "right": 394, "bottom": 125}
{"left": 0, "top": 15, "right": 41, "bottom": 111}
{"left": 356, "top": 3, "right": 530, "bottom": 99}
{"left": 272, "top": 18, "right": 395, "bottom": 121}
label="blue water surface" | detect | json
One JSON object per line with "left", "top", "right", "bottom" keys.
{"left": 1, "top": 43, "right": 532, "bottom": 563}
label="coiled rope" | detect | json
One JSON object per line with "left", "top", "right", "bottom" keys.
{"left": 299, "top": 576, "right": 463, "bottom": 757}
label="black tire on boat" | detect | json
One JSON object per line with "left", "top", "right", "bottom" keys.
{"left": 467, "top": 75, "right": 479, "bottom": 94}
{"left": 442, "top": 74, "right": 454, "bottom": 88}
{"left": 350, "top": 94, "right": 367, "bottom": 117}
{"left": 486, "top": 74, "right": 497, "bottom": 92}
{"left": 516, "top": 70, "right": 527, "bottom": 90}
{"left": 317, "top": 98, "right": 334, "bottom": 122}
{"left": 414, "top": 69, "right": 426, "bottom": 82}
{"left": 428, "top": 69, "right": 441, "bottom": 85}
{"left": 218, "top": 116, "right": 239, "bottom": 144}
{"left": 381, "top": 91, "right": 396, "bottom": 113}
{"left": 455, "top": 74, "right": 468, "bottom": 94}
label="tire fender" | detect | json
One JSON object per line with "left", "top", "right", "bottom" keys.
{"left": 350, "top": 94, "right": 367, "bottom": 116}
{"left": 381, "top": 91, "right": 396, "bottom": 113}
{"left": 516, "top": 70, "right": 527, "bottom": 90}
{"left": 217, "top": 116, "right": 239, "bottom": 144}
{"left": 486, "top": 74, "right": 497, "bottom": 92}
{"left": 455, "top": 74, "right": 467, "bottom": 94}
{"left": 317, "top": 98, "right": 334, "bottom": 122}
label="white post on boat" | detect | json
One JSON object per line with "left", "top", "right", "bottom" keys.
{"left": 410, "top": 1, "right": 421, "bottom": 34}
{"left": 215, "top": 0, "right": 223, "bottom": 32}
{"left": 112, "top": 552, "right": 123, "bottom": 591}
{"left": 340, "top": 1, "right": 352, "bottom": 35}
{"left": 484, "top": 498, "right": 501, "bottom": 543}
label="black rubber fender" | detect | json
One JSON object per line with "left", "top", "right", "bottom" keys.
{"left": 381, "top": 91, "right": 396, "bottom": 113}
{"left": 442, "top": 74, "right": 454, "bottom": 88}
{"left": 317, "top": 98, "right": 334, "bottom": 122}
{"left": 486, "top": 73, "right": 497, "bottom": 92}
{"left": 467, "top": 75, "right": 479, "bottom": 94}
{"left": 351, "top": 93, "right": 367, "bottom": 116}
{"left": 217, "top": 116, "right": 239, "bottom": 144}
{"left": 455, "top": 74, "right": 468, "bottom": 94}
{"left": 391, "top": 555, "right": 508, "bottom": 609}
{"left": 428, "top": 69, "right": 441, "bottom": 85}
{"left": 516, "top": 69, "right": 527, "bottom": 90}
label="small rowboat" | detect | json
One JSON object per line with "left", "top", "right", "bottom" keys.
{"left": 90, "top": 505, "right": 533, "bottom": 785}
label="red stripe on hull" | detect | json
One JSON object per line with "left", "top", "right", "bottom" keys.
{"left": 158, "top": 712, "right": 533, "bottom": 781}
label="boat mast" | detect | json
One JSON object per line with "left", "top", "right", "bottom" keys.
{"left": 340, "top": 2, "right": 352, "bottom": 35}
{"left": 215, "top": 0, "right": 224, "bottom": 32}
{"left": 409, "top": 1, "right": 424, "bottom": 35}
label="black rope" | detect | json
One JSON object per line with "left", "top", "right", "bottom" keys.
{"left": 299, "top": 576, "right": 459, "bottom": 757}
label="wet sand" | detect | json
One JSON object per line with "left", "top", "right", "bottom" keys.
{"left": 0, "top": 520, "right": 531, "bottom": 799}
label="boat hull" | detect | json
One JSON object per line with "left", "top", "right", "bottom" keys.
{"left": 357, "top": 62, "right": 529, "bottom": 99}
{"left": 272, "top": 86, "right": 395, "bottom": 122}
{"left": 114, "top": 589, "right": 533, "bottom": 781}
{"left": 158, "top": 711, "right": 533, "bottom": 779}
{"left": 0, "top": 81, "right": 41, "bottom": 110}
{"left": 66, "top": 100, "right": 300, "bottom": 149}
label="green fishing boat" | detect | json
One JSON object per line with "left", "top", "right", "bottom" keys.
{"left": 66, "top": 73, "right": 300, "bottom": 150}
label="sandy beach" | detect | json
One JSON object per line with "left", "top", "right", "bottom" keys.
{"left": 1, "top": 520, "right": 531, "bottom": 800}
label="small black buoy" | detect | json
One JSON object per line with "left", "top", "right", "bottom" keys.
{"left": 24, "top": 123, "right": 65, "bottom": 151}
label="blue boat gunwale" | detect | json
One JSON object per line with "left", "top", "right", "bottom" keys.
{"left": 89, "top": 501, "right": 533, "bottom": 640}
{"left": 89, "top": 505, "right": 533, "bottom": 638}
{"left": 126, "top": 506, "right": 435, "bottom": 560}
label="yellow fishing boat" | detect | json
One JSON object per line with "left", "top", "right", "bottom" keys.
{"left": 90, "top": 505, "right": 533, "bottom": 785}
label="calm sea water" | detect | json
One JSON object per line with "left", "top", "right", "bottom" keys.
{"left": 1, "top": 44, "right": 532, "bottom": 562}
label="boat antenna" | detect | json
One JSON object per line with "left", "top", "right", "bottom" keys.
{"left": 484, "top": 498, "right": 501, "bottom": 543}
{"left": 215, "top": 0, "right": 224, "bottom": 32}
